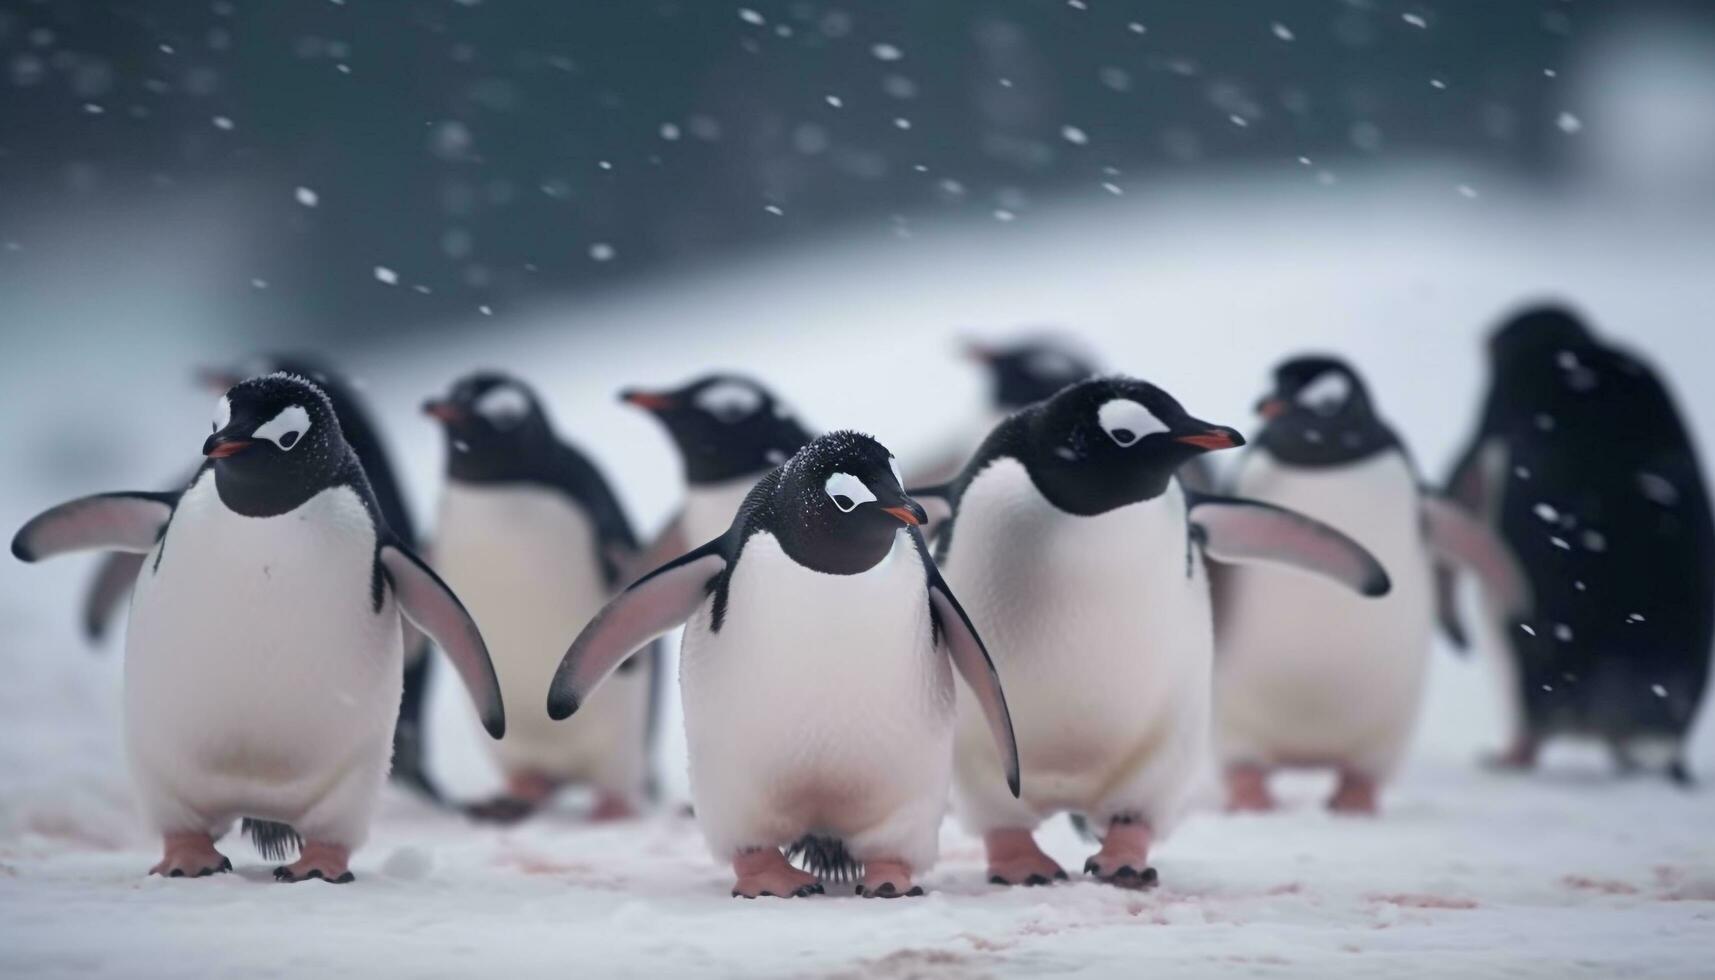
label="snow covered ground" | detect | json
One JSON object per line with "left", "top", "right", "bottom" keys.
{"left": 2, "top": 167, "right": 1712, "bottom": 978}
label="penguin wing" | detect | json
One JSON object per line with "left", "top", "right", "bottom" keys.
{"left": 1421, "top": 495, "right": 1531, "bottom": 621}
{"left": 608, "top": 511, "right": 689, "bottom": 588}
{"left": 548, "top": 542, "right": 727, "bottom": 721}
{"left": 927, "top": 568, "right": 1022, "bottom": 798}
{"left": 1435, "top": 437, "right": 1499, "bottom": 650}
{"left": 12, "top": 491, "right": 177, "bottom": 562}
{"left": 379, "top": 543, "right": 506, "bottom": 740}
{"left": 81, "top": 551, "right": 146, "bottom": 644}
{"left": 907, "top": 484, "right": 955, "bottom": 540}
{"left": 1188, "top": 494, "right": 1391, "bottom": 597}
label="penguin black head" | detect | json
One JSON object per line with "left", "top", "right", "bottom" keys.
{"left": 1010, "top": 376, "right": 1244, "bottom": 516}
{"left": 1489, "top": 304, "right": 1596, "bottom": 370}
{"left": 619, "top": 373, "right": 812, "bottom": 485}
{"left": 1251, "top": 356, "right": 1399, "bottom": 467}
{"left": 197, "top": 352, "right": 344, "bottom": 398}
{"left": 967, "top": 336, "right": 1098, "bottom": 411}
{"left": 767, "top": 430, "right": 926, "bottom": 575}
{"left": 203, "top": 373, "right": 351, "bottom": 516}
{"left": 422, "top": 372, "right": 556, "bottom": 484}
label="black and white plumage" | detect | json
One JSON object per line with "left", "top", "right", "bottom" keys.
{"left": 913, "top": 376, "right": 1389, "bottom": 884}
{"left": 1441, "top": 306, "right": 1713, "bottom": 783}
{"left": 548, "top": 431, "right": 1018, "bottom": 896}
{"left": 1215, "top": 356, "right": 1528, "bottom": 809}
{"left": 424, "top": 371, "right": 661, "bottom": 816}
{"left": 12, "top": 373, "right": 503, "bottom": 880}
{"left": 618, "top": 373, "right": 814, "bottom": 577}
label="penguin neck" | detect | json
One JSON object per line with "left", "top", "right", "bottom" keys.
{"left": 211, "top": 448, "right": 352, "bottom": 518}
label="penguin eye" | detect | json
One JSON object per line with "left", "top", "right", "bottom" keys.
{"left": 1297, "top": 373, "right": 1350, "bottom": 414}
{"left": 212, "top": 395, "right": 231, "bottom": 433}
{"left": 824, "top": 471, "right": 876, "bottom": 513}
{"left": 253, "top": 404, "right": 311, "bottom": 452}
{"left": 475, "top": 386, "right": 530, "bottom": 428}
{"left": 694, "top": 381, "right": 763, "bottom": 424}
{"left": 1097, "top": 398, "right": 1169, "bottom": 447}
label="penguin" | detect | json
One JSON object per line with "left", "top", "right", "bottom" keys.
{"left": 1440, "top": 305, "right": 1713, "bottom": 783}
{"left": 618, "top": 373, "right": 814, "bottom": 575}
{"left": 546, "top": 431, "right": 1020, "bottom": 899}
{"left": 424, "top": 371, "right": 660, "bottom": 822}
{"left": 79, "top": 353, "right": 446, "bottom": 803}
{"left": 912, "top": 376, "right": 1390, "bottom": 888}
{"left": 11, "top": 373, "right": 504, "bottom": 882}
{"left": 907, "top": 335, "right": 1098, "bottom": 487}
{"left": 1214, "top": 356, "right": 1529, "bottom": 814}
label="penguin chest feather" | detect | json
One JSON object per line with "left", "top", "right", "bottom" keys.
{"left": 680, "top": 532, "right": 954, "bottom": 840}
{"left": 124, "top": 473, "right": 402, "bottom": 810}
{"left": 945, "top": 459, "right": 1212, "bottom": 813}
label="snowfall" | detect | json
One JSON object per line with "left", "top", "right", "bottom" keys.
{"left": 1, "top": 168, "right": 1712, "bottom": 979}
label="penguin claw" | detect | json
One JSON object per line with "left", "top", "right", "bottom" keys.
{"left": 856, "top": 882, "right": 924, "bottom": 899}
{"left": 1024, "top": 873, "right": 1051, "bottom": 887}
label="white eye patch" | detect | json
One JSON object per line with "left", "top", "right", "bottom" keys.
{"left": 212, "top": 395, "right": 231, "bottom": 433}
{"left": 1097, "top": 398, "right": 1169, "bottom": 447}
{"left": 253, "top": 404, "right": 310, "bottom": 451}
{"left": 694, "top": 381, "right": 763, "bottom": 423}
{"left": 824, "top": 471, "right": 876, "bottom": 513}
{"left": 475, "top": 386, "right": 530, "bottom": 427}
{"left": 1297, "top": 373, "right": 1350, "bottom": 413}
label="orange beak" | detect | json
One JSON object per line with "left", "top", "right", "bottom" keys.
{"left": 204, "top": 438, "right": 253, "bottom": 458}
{"left": 1176, "top": 429, "right": 1243, "bottom": 451}
{"left": 1257, "top": 398, "right": 1288, "bottom": 420}
{"left": 422, "top": 400, "right": 463, "bottom": 423}
{"left": 882, "top": 505, "right": 924, "bottom": 526}
{"left": 621, "top": 390, "right": 674, "bottom": 411}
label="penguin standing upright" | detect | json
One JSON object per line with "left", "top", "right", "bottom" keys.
{"left": 547, "top": 431, "right": 1020, "bottom": 899}
{"left": 424, "top": 372, "right": 659, "bottom": 821}
{"left": 78, "top": 354, "right": 445, "bottom": 802}
{"left": 1215, "top": 357, "right": 1528, "bottom": 813}
{"left": 914, "top": 376, "right": 1389, "bottom": 887}
{"left": 12, "top": 373, "right": 504, "bottom": 882}
{"left": 1441, "top": 306, "right": 1713, "bottom": 783}
{"left": 618, "top": 373, "right": 813, "bottom": 574}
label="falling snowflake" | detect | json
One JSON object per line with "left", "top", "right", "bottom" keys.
{"left": 659, "top": 122, "right": 681, "bottom": 141}
{"left": 373, "top": 266, "right": 399, "bottom": 285}
{"left": 1556, "top": 112, "right": 1583, "bottom": 134}
{"left": 1061, "top": 125, "right": 1088, "bottom": 145}
{"left": 295, "top": 186, "right": 319, "bottom": 207}
{"left": 1271, "top": 23, "right": 1294, "bottom": 41}
{"left": 738, "top": 8, "right": 764, "bottom": 26}
{"left": 1403, "top": 12, "right": 1428, "bottom": 28}
{"left": 212, "top": 115, "right": 235, "bottom": 130}
{"left": 589, "top": 242, "right": 616, "bottom": 261}
{"left": 871, "top": 43, "right": 903, "bottom": 62}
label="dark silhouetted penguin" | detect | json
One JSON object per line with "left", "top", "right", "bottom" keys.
{"left": 1217, "top": 356, "right": 1527, "bottom": 814}
{"left": 1441, "top": 305, "right": 1712, "bottom": 784}
{"left": 547, "top": 431, "right": 1019, "bottom": 899}
{"left": 13, "top": 373, "right": 504, "bottom": 883}
{"left": 425, "top": 372, "right": 659, "bottom": 821}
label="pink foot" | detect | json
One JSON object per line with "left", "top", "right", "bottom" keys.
{"left": 1084, "top": 819, "right": 1157, "bottom": 889}
{"left": 589, "top": 791, "right": 638, "bottom": 823}
{"left": 984, "top": 829, "right": 1066, "bottom": 886}
{"left": 857, "top": 859, "right": 922, "bottom": 899}
{"left": 150, "top": 831, "right": 231, "bottom": 879}
{"left": 1484, "top": 736, "right": 1540, "bottom": 772}
{"left": 1328, "top": 771, "right": 1379, "bottom": 815}
{"left": 731, "top": 848, "right": 823, "bottom": 899}
{"left": 1226, "top": 764, "right": 1277, "bottom": 813}
{"left": 273, "top": 840, "right": 354, "bottom": 884}
{"left": 466, "top": 771, "right": 558, "bottom": 824}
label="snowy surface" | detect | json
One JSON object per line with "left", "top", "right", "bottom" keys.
{"left": 2, "top": 169, "right": 1713, "bottom": 978}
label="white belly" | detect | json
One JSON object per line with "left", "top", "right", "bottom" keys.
{"left": 124, "top": 472, "right": 402, "bottom": 824}
{"left": 681, "top": 477, "right": 757, "bottom": 546}
{"left": 1214, "top": 451, "right": 1433, "bottom": 774}
{"left": 680, "top": 532, "right": 953, "bottom": 851}
{"left": 943, "top": 460, "right": 1212, "bottom": 821}
{"left": 434, "top": 482, "right": 647, "bottom": 780}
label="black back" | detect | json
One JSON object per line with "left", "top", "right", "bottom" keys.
{"left": 1452, "top": 305, "right": 1714, "bottom": 740}
{"left": 1251, "top": 355, "right": 1406, "bottom": 469}
{"left": 621, "top": 373, "right": 813, "bottom": 486}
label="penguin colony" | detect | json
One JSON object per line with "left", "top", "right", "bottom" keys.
{"left": 10, "top": 304, "right": 1709, "bottom": 896}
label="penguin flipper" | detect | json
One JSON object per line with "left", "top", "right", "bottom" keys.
{"left": 548, "top": 544, "right": 726, "bottom": 722}
{"left": 907, "top": 484, "right": 954, "bottom": 539}
{"left": 927, "top": 571, "right": 1021, "bottom": 799}
{"left": 1188, "top": 494, "right": 1391, "bottom": 597}
{"left": 379, "top": 543, "right": 506, "bottom": 740}
{"left": 81, "top": 550, "right": 146, "bottom": 643}
{"left": 1421, "top": 495, "right": 1531, "bottom": 620}
{"left": 12, "top": 491, "right": 177, "bottom": 563}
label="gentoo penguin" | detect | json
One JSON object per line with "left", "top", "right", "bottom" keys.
{"left": 914, "top": 376, "right": 1389, "bottom": 888}
{"left": 547, "top": 431, "right": 1019, "bottom": 899}
{"left": 79, "top": 353, "right": 445, "bottom": 803}
{"left": 1441, "top": 305, "right": 1713, "bottom": 783}
{"left": 618, "top": 373, "right": 813, "bottom": 575}
{"left": 907, "top": 335, "right": 1098, "bottom": 487}
{"left": 1215, "top": 356, "right": 1529, "bottom": 814}
{"left": 425, "top": 371, "right": 659, "bottom": 821}
{"left": 11, "top": 373, "right": 504, "bottom": 882}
